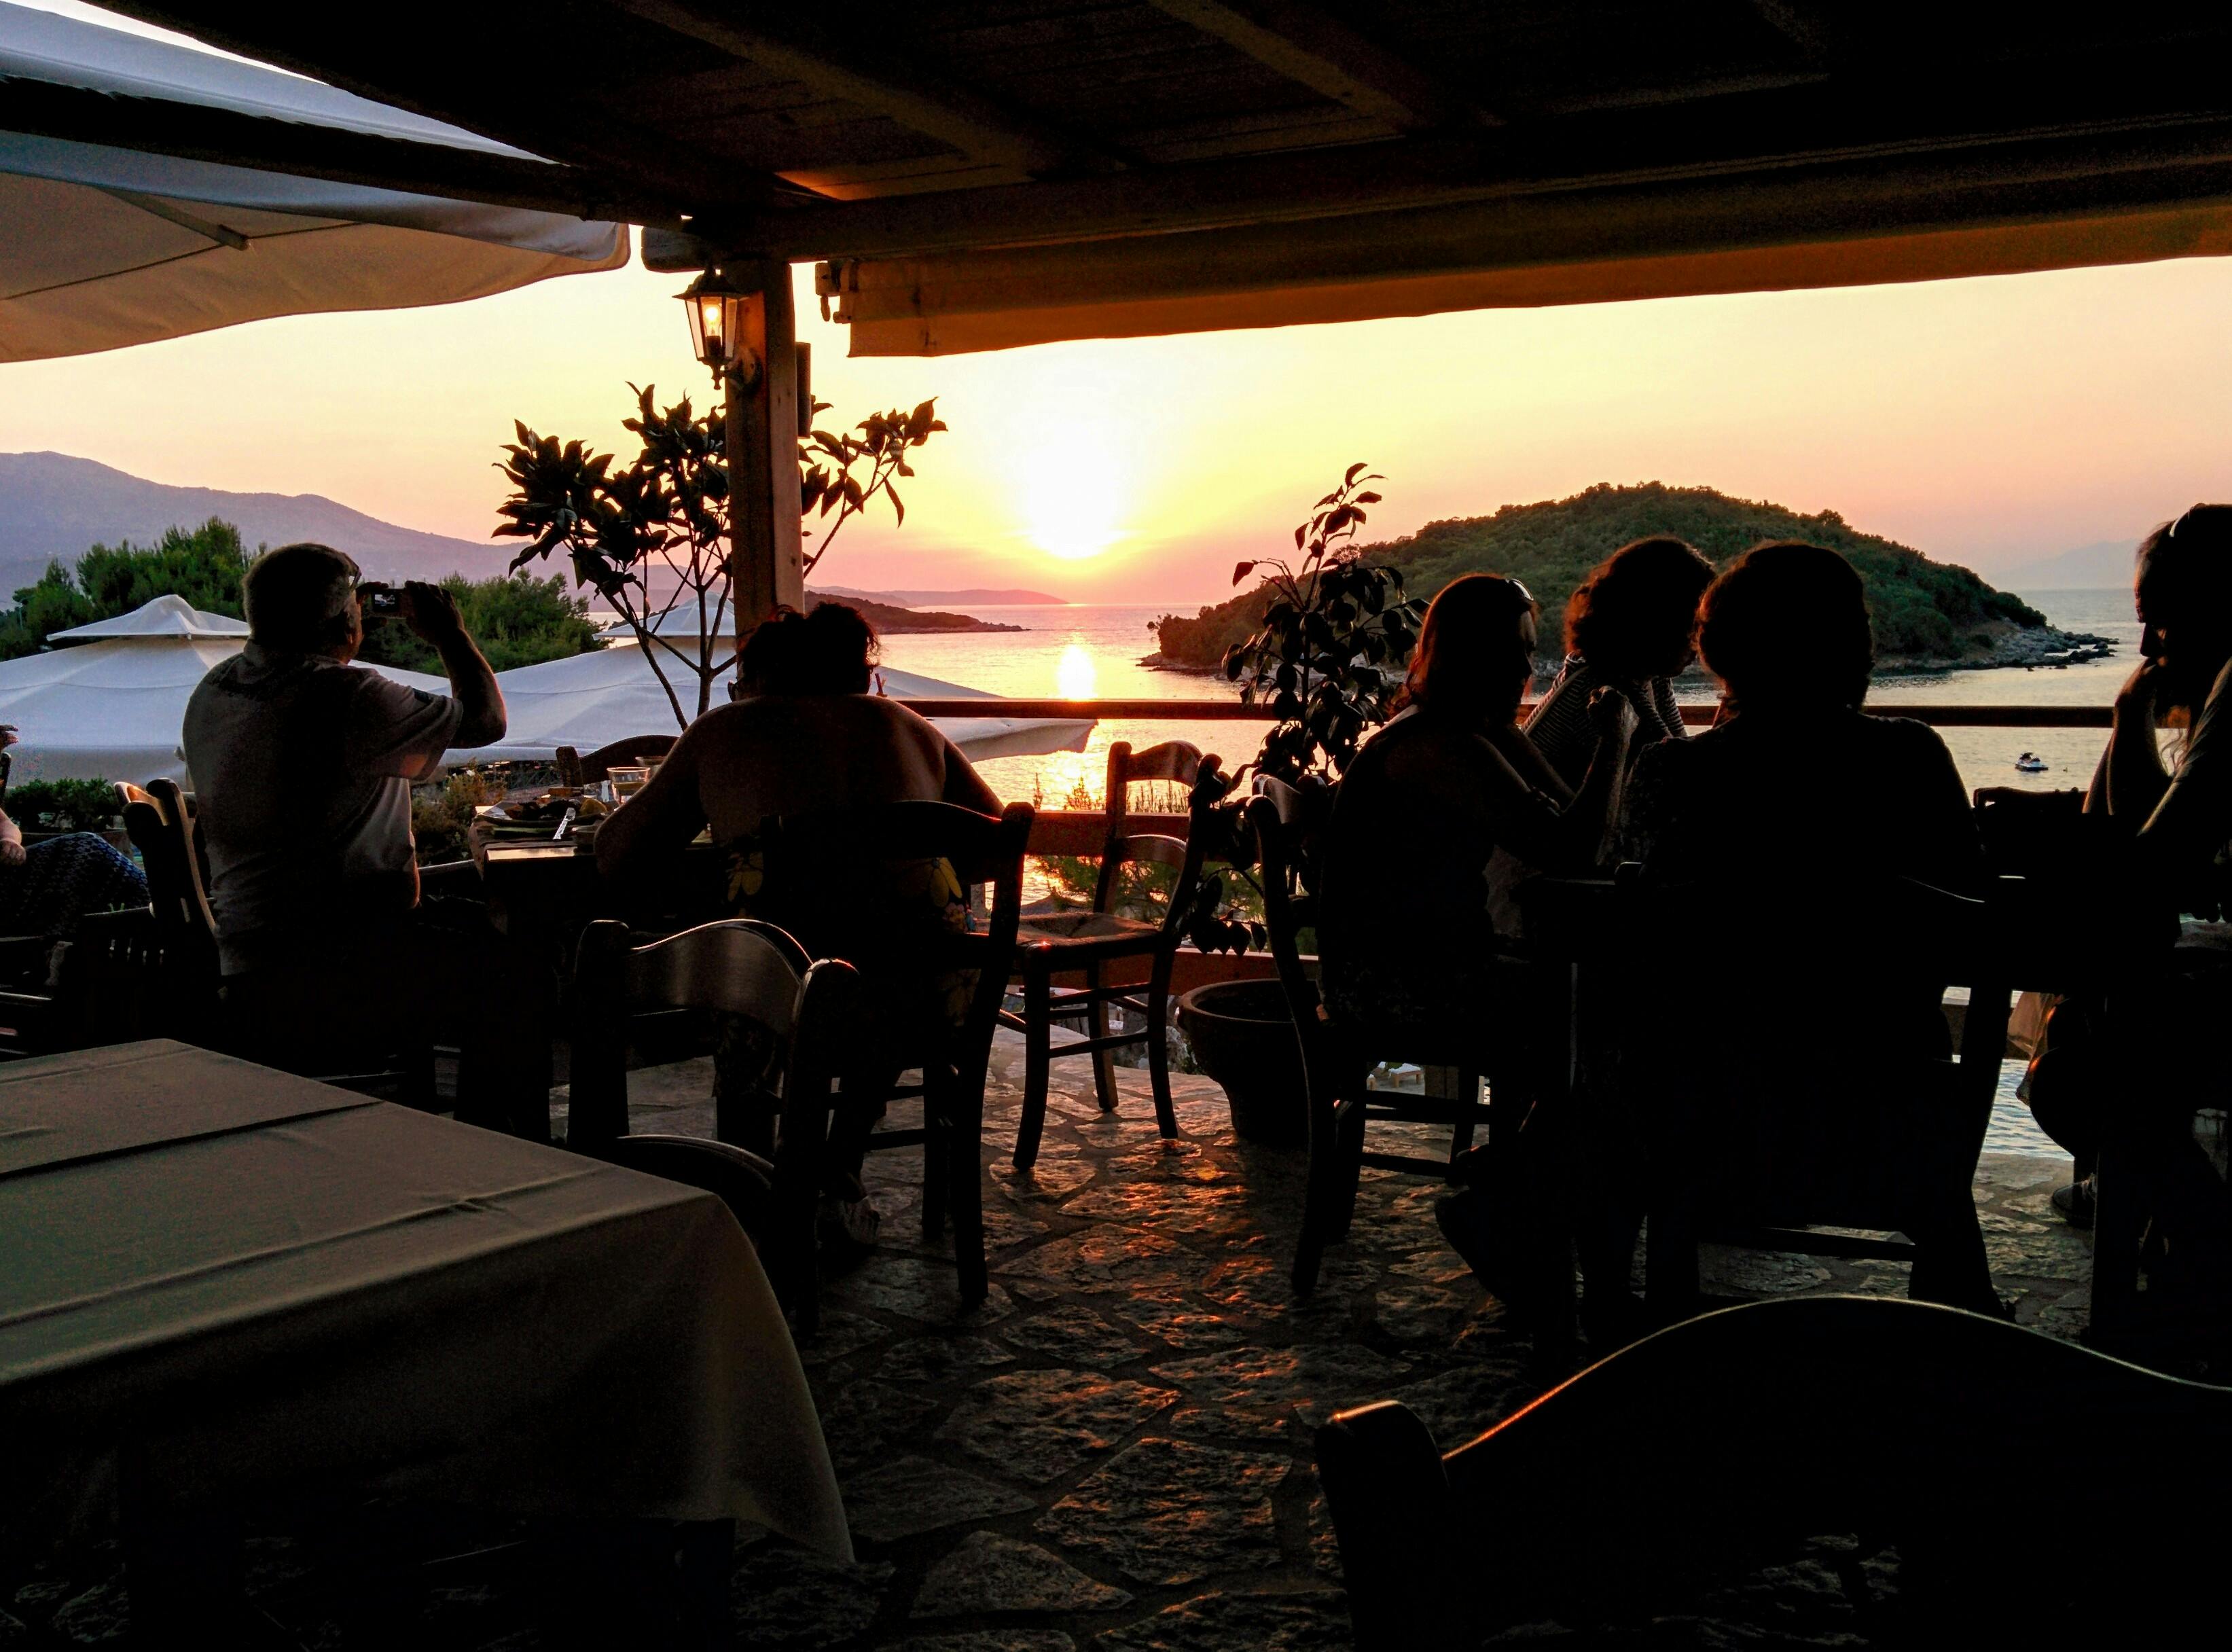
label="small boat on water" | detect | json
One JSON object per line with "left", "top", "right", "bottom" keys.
{"left": 2015, "top": 752, "right": 2049, "bottom": 773}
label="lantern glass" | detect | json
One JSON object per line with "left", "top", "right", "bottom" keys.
{"left": 679, "top": 276, "right": 747, "bottom": 372}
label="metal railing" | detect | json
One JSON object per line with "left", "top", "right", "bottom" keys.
{"left": 897, "top": 698, "right": 2114, "bottom": 728}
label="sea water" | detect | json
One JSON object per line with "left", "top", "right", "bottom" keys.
{"left": 876, "top": 588, "right": 2139, "bottom": 808}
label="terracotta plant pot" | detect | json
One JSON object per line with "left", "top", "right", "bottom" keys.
{"left": 1176, "top": 978, "right": 1308, "bottom": 1145}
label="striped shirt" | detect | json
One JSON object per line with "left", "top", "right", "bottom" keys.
{"left": 1522, "top": 654, "right": 1687, "bottom": 789}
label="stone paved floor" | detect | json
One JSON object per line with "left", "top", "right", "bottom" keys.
{"left": 1, "top": 1037, "right": 2102, "bottom": 1649}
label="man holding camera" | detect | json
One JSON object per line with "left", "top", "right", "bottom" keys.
{"left": 183, "top": 541, "right": 547, "bottom": 1132}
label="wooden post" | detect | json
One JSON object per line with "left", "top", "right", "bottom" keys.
{"left": 725, "top": 258, "right": 804, "bottom": 631}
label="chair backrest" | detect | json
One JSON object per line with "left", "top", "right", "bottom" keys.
{"left": 128, "top": 778, "right": 222, "bottom": 1038}
{"left": 113, "top": 780, "right": 154, "bottom": 812}
{"left": 1094, "top": 739, "right": 1210, "bottom": 921}
{"left": 762, "top": 800, "right": 1034, "bottom": 1052}
{"left": 1248, "top": 776, "right": 1327, "bottom": 1037}
{"left": 1973, "top": 785, "right": 2093, "bottom": 880}
{"left": 560, "top": 734, "right": 678, "bottom": 786}
{"left": 568, "top": 916, "right": 815, "bottom": 1149}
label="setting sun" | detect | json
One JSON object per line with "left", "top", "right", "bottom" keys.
{"left": 1055, "top": 643, "right": 1097, "bottom": 699}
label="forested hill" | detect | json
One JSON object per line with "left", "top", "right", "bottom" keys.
{"left": 1153, "top": 482, "right": 2070, "bottom": 673}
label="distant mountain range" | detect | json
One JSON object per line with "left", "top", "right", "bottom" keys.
{"left": 815, "top": 583, "right": 1068, "bottom": 607}
{"left": 1994, "top": 539, "right": 2137, "bottom": 590}
{"left": 0, "top": 451, "right": 503, "bottom": 596}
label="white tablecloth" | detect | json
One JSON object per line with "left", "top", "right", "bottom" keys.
{"left": 0, "top": 1040, "right": 848, "bottom": 1560}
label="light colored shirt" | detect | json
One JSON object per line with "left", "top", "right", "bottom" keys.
{"left": 1524, "top": 654, "right": 1686, "bottom": 789}
{"left": 182, "top": 644, "right": 461, "bottom": 973}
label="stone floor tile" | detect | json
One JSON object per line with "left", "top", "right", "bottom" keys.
{"left": 1093, "top": 1588, "right": 1352, "bottom": 1650}
{"left": 990, "top": 1160, "right": 1098, "bottom": 1202}
{"left": 879, "top": 1335, "right": 1019, "bottom": 1386}
{"left": 799, "top": 1307, "right": 896, "bottom": 1365}
{"left": 996, "top": 1229, "right": 1193, "bottom": 1292}
{"left": 833, "top": 1256, "right": 1018, "bottom": 1325}
{"left": 844, "top": 1458, "right": 1037, "bottom": 1545}
{"left": 1146, "top": 1344, "right": 1411, "bottom": 1427}
{"left": 1034, "top": 1437, "right": 1291, "bottom": 1586}
{"left": 937, "top": 1369, "right": 1179, "bottom": 1483}
{"left": 910, "top": 1532, "right": 1132, "bottom": 1617}
{"left": 899, "top": 1633, "right": 1078, "bottom": 1652}
{"left": 730, "top": 1547, "right": 894, "bottom": 1650}
{"left": 817, "top": 1380, "right": 944, "bottom": 1473}
{"left": 1001, "top": 1306, "right": 1147, "bottom": 1368}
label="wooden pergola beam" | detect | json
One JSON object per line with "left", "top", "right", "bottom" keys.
{"left": 1145, "top": 0, "right": 1498, "bottom": 132}
{"left": 613, "top": 0, "right": 1123, "bottom": 178}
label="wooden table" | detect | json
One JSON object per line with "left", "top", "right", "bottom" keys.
{"left": 0, "top": 1040, "right": 848, "bottom": 1564}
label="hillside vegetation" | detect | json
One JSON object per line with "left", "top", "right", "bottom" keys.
{"left": 1153, "top": 482, "right": 2049, "bottom": 672}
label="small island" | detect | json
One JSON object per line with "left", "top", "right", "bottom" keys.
{"left": 1149, "top": 482, "right": 2111, "bottom": 676}
{"left": 805, "top": 591, "right": 1024, "bottom": 634}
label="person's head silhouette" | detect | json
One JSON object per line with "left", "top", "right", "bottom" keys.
{"left": 1404, "top": 573, "right": 1538, "bottom": 722}
{"left": 1696, "top": 542, "right": 1873, "bottom": 715}
{"left": 2136, "top": 505, "right": 2232, "bottom": 714}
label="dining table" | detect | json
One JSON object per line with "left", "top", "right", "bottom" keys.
{"left": 0, "top": 1039, "right": 850, "bottom": 1568}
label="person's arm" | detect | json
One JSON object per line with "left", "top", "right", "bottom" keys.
{"left": 0, "top": 806, "right": 20, "bottom": 869}
{"left": 2125, "top": 659, "right": 2232, "bottom": 895}
{"left": 1475, "top": 688, "right": 1636, "bottom": 872}
{"left": 1901, "top": 724, "right": 1985, "bottom": 896}
{"left": 594, "top": 728, "right": 708, "bottom": 883}
{"left": 399, "top": 581, "right": 504, "bottom": 747}
{"left": 2098, "top": 658, "right": 2173, "bottom": 831}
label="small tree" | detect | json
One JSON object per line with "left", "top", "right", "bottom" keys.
{"left": 0, "top": 519, "right": 250, "bottom": 659}
{"left": 497, "top": 385, "right": 944, "bottom": 725}
{"left": 1223, "top": 463, "right": 1421, "bottom": 787}
{"left": 354, "top": 572, "right": 603, "bottom": 673}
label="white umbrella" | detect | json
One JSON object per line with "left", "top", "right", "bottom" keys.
{"left": 0, "top": 594, "right": 445, "bottom": 784}
{"left": 458, "top": 638, "right": 1094, "bottom": 768}
{"left": 0, "top": 3, "right": 626, "bottom": 362}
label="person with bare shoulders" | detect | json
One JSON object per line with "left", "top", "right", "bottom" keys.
{"left": 596, "top": 602, "right": 1000, "bottom": 1246}
{"left": 2026, "top": 505, "right": 2232, "bottom": 1270}
{"left": 1315, "top": 573, "right": 1636, "bottom": 1313}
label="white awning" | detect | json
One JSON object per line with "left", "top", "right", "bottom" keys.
{"left": 0, "top": 596, "right": 444, "bottom": 784}
{"left": 0, "top": 2, "right": 628, "bottom": 362}
{"left": 456, "top": 643, "right": 1094, "bottom": 769}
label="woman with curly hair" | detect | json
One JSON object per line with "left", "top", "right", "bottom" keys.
{"left": 1525, "top": 536, "right": 1715, "bottom": 787}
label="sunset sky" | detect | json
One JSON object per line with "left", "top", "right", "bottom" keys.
{"left": 9, "top": 5, "right": 2232, "bottom": 606}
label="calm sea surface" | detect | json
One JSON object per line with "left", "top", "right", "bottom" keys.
{"left": 878, "top": 588, "right": 2138, "bottom": 808}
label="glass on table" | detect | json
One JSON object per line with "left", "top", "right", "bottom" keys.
{"left": 607, "top": 765, "right": 652, "bottom": 800}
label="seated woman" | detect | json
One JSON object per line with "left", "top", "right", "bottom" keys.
{"left": 1315, "top": 574, "right": 1635, "bottom": 1312}
{"left": 1320, "top": 573, "right": 1635, "bottom": 1028}
{"left": 1524, "top": 536, "right": 1715, "bottom": 787}
{"left": 2028, "top": 505, "right": 2232, "bottom": 1257}
{"left": 0, "top": 729, "right": 147, "bottom": 949}
{"left": 1616, "top": 542, "right": 1996, "bottom": 1313}
{"left": 595, "top": 602, "right": 1001, "bottom": 1243}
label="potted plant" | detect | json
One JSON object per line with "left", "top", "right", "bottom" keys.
{"left": 1172, "top": 465, "right": 1421, "bottom": 1143}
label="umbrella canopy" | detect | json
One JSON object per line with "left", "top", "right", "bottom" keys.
{"left": 457, "top": 635, "right": 1092, "bottom": 770}
{"left": 0, "top": 595, "right": 444, "bottom": 785}
{"left": 0, "top": 3, "right": 627, "bottom": 363}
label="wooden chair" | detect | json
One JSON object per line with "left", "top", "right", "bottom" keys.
{"left": 554, "top": 734, "right": 677, "bottom": 787}
{"left": 1596, "top": 865, "right": 2015, "bottom": 1313}
{"left": 131, "top": 778, "right": 436, "bottom": 1102}
{"left": 1251, "top": 778, "right": 1493, "bottom": 1293}
{"left": 757, "top": 800, "right": 1032, "bottom": 1306}
{"left": 1007, "top": 740, "right": 1210, "bottom": 1168}
{"left": 0, "top": 907, "right": 158, "bottom": 1056}
{"left": 1316, "top": 1295, "right": 2232, "bottom": 1649}
{"left": 570, "top": 916, "right": 857, "bottom": 1327}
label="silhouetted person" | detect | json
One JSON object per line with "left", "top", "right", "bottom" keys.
{"left": 2029, "top": 505, "right": 2232, "bottom": 1261}
{"left": 1615, "top": 541, "right": 1997, "bottom": 1314}
{"left": 0, "top": 726, "right": 146, "bottom": 948}
{"left": 1316, "top": 573, "right": 1635, "bottom": 1310}
{"left": 182, "top": 543, "right": 550, "bottom": 1132}
{"left": 1525, "top": 535, "right": 1715, "bottom": 787}
{"left": 598, "top": 601, "right": 1001, "bottom": 1248}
